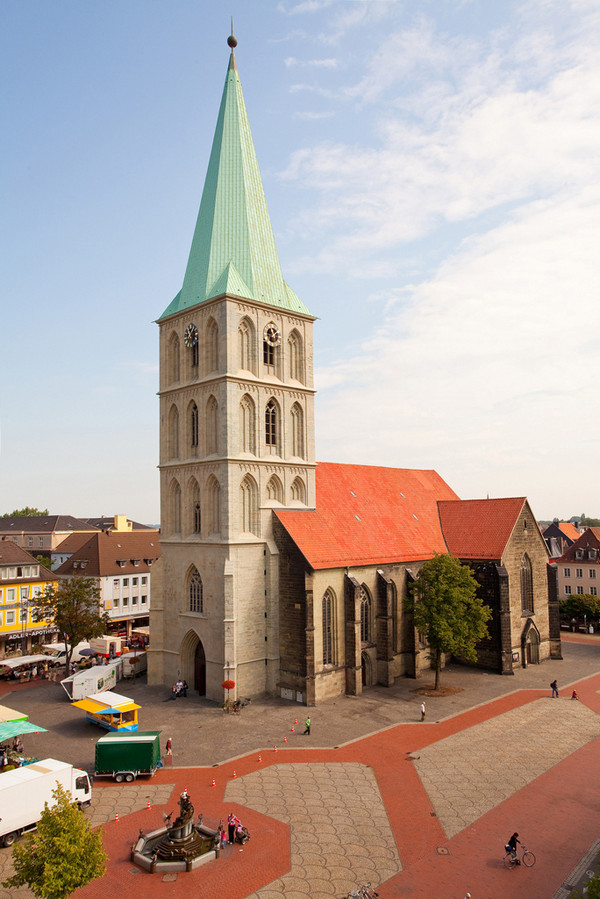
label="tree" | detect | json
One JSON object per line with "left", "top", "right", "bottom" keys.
{"left": 35, "top": 554, "right": 53, "bottom": 571}
{"left": 31, "top": 576, "right": 109, "bottom": 670}
{"left": 408, "top": 553, "right": 492, "bottom": 690}
{"left": 2, "top": 781, "right": 107, "bottom": 898}
{"left": 2, "top": 506, "right": 49, "bottom": 517}
{"left": 560, "top": 594, "right": 600, "bottom": 622}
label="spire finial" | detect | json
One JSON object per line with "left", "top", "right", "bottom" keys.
{"left": 227, "top": 18, "right": 237, "bottom": 49}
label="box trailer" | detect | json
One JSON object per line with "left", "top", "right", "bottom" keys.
{"left": 60, "top": 659, "right": 122, "bottom": 700}
{"left": 88, "top": 636, "right": 122, "bottom": 658}
{"left": 121, "top": 652, "right": 147, "bottom": 678}
{"left": 0, "top": 758, "right": 91, "bottom": 847}
{"left": 94, "top": 731, "right": 162, "bottom": 782}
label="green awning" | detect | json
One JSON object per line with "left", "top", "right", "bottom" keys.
{"left": 0, "top": 721, "right": 47, "bottom": 742}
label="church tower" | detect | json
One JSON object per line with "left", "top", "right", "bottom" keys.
{"left": 149, "top": 35, "right": 316, "bottom": 701}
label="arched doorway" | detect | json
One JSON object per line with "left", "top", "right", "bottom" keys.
{"left": 522, "top": 619, "right": 540, "bottom": 667}
{"left": 194, "top": 641, "right": 206, "bottom": 696}
{"left": 361, "top": 651, "right": 372, "bottom": 687}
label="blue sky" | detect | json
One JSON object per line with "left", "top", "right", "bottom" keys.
{"left": 2, "top": 0, "right": 599, "bottom": 524}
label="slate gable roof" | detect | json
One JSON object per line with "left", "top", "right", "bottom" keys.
{"left": 0, "top": 515, "right": 98, "bottom": 535}
{"left": 275, "top": 462, "right": 459, "bottom": 570}
{"left": 438, "top": 497, "right": 527, "bottom": 560}
{"left": 54, "top": 532, "right": 161, "bottom": 578}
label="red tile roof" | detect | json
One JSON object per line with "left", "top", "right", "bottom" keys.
{"left": 275, "top": 462, "right": 459, "bottom": 569}
{"left": 438, "top": 497, "right": 526, "bottom": 560}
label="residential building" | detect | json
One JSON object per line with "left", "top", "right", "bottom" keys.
{"left": 0, "top": 515, "right": 99, "bottom": 559}
{"left": 54, "top": 531, "right": 160, "bottom": 639}
{"left": 542, "top": 519, "right": 582, "bottom": 560}
{"left": 0, "top": 541, "right": 58, "bottom": 657}
{"left": 148, "top": 36, "right": 560, "bottom": 704}
{"left": 84, "top": 515, "right": 159, "bottom": 533}
{"left": 556, "top": 528, "right": 600, "bottom": 600}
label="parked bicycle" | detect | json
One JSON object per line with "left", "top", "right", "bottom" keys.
{"left": 344, "top": 882, "right": 380, "bottom": 899}
{"left": 503, "top": 844, "right": 536, "bottom": 869}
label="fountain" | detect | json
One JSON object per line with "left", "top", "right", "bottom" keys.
{"left": 131, "top": 790, "right": 221, "bottom": 873}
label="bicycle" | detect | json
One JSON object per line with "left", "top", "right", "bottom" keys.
{"left": 503, "top": 844, "right": 536, "bottom": 869}
{"left": 344, "top": 883, "right": 380, "bottom": 899}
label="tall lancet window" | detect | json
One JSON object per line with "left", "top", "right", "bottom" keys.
{"left": 191, "top": 403, "right": 199, "bottom": 449}
{"left": 265, "top": 400, "right": 277, "bottom": 449}
{"left": 521, "top": 554, "right": 534, "bottom": 614}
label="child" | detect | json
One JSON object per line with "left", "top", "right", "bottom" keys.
{"left": 571, "top": 690, "right": 579, "bottom": 700}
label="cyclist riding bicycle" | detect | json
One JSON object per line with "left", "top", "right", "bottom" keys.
{"left": 506, "top": 832, "right": 521, "bottom": 864}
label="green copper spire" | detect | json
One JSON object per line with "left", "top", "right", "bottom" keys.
{"left": 160, "top": 37, "right": 311, "bottom": 320}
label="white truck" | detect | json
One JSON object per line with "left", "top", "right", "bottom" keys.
{"left": 42, "top": 642, "right": 90, "bottom": 666}
{"left": 60, "top": 659, "right": 122, "bottom": 700}
{"left": 121, "top": 651, "right": 147, "bottom": 678}
{"left": 0, "top": 758, "right": 92, "bottom": 847}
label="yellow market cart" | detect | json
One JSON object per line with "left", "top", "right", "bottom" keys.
{"left": 71, "top": 691, "right": 140, "bottom": 732}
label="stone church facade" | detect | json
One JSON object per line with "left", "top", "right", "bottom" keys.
{"left": 148, "top": 38, "right": 560, "bottom": 705}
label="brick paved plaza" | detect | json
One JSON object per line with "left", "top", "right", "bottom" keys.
{"left": 1, "top": 634, "right": 599, "bottom": 898}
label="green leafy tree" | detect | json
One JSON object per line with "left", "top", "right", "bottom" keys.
{"left": 408, "top": 553, "right": 492, "bottom": 690}
{"left": 560, "top": 594, "right": 600, "bottom": 622}
{"left": 578, "top": 514, "right": 600, "bottom": 527}
{"left": 571, "top": 854, "right": 600, "bottom": 899}
{"left": 2, "top": 506, "right": 49, "bottom": 517}
{"left": 2, "top": 781, "right": 107, "bottom": 898}
{"left": 35, "top": 554, "right": 53, "bottom": 570}
{"left": 31, "top": 576, "right": 109, "bottom": 670}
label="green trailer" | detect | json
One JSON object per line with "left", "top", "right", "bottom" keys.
{"left": 94, "top": 730, "right": 162, "bottom": 782}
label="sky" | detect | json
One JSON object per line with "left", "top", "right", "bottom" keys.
{"left": 2, "top": 0, "right": 599, "bottom": 525}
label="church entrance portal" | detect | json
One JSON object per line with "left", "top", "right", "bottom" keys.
{"left": 194, "top": 641, "right": 206, "bottom": 696}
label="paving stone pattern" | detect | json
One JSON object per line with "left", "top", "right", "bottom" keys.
{"left": 0, "top": 783, "right": 175, "bottom": 899}
{"left": 414, "top": 697, "right": 600, "bottom": 838}
{"left": 225, "top": 762, "right": 401, "bottom": 899}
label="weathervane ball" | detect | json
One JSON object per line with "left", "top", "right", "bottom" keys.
{"left": 227, "top": 34, "right": 238, "bottom": 49}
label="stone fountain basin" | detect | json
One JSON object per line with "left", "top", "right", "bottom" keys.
{"left": 131, "top": 823, "right": 219, "bottom": 873}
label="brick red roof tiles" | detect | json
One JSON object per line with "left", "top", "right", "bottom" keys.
{"left": 438, "top": 497, "right": 527, "bottom": 560}
{"left": 275, "top": 462, "right": 459, "bottom": 570}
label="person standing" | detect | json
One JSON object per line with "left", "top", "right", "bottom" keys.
{"left": 551, "top": 680, "right": 559, "bottom": 698}
{"left": 166, "top": 737, "right": 173, "bottom": 756}
{"left": 420, "top": 702, "right": 426, "bottom": 721}
{"left": 227, "top": 812, "right": 238, "bottom": 844}
{"left": 303, "top": 716, "right": 311, "bottom": 735}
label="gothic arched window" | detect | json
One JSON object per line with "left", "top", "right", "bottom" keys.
{"left": 240, "top": 475, "right": 259, "bottom": 536}
{"left": 189, "top": 567, "right": 203, "bottom": 613}
{"left": 190, "top": 403, "right": 199, "bottom": 449}
{"left": 322, "top": 588, "right": 335, "bottom": 666}
{"left": 359, "top": 585, "right": 371, "bottom": 643}
{"left": 240, "top": 394, "right": 256, "bottom": 455}
{"left": 521, "top": 554, "right": 534, "bottom": 614}
{"left": 239, "top": 318, "right": 256, "bottom": 374}
{"left": 168, "top": 404, "right": 179, "bottom": 460}
{"left": 206, "top": 396, "right": 218, "bottom": 455}
{"left": 288, "top": 330, "right": 304, "bottom": 383}
{"left": 170, "top": 480, "right": 182, "bottom": 536}
{"left": 290, "top": 477, "right": 306, "bottom": 504}
{"left": 206, "top": 318, "right": 218, "bottom": 374}
{"left": 266, "top": 474, "right": 283, "bottom": 503}
{"left": 291, "top": 402, "right": 304, "bottom": 458}
{"left": 168, "top": 332, "right": 180, "bottom": 385}
{"left": 265, "top": 399, "right": 278, "bottom": 449}
{"left": 206, "top": 476, "right": 221, "bottom": 535}
{"left": 190, "top": 479, "right": 201, "bottom": 535}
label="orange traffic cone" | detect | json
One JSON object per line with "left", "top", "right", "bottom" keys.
{"left": 233, "top": 769, "right": 237, "bottom": 778}
{"left": 115, "top": 812, "right": 119, "bottom": 822}
{"left": 258, "top": 753, "right": 262, "bottom": 762}
{"left": 291, "top": 725, "right": 295, "bottom": 732}
{"left": 211, "top": 778, "right": 216, "bottom": 787}
{"left": 283, "top": 735, "right": 287, "bottom": 743}
{"left": 274, "top": 744, "right": 278, "bottom": 752}
{"left": 294, "top": 718, "right": 298, "bottom": 725}
{"left": 146, "top": 799, "right": 151, "bottom": 810}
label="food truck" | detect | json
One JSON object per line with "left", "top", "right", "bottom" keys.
{"left": 71, "top": 691, "right": 140, "bottom": 732}
{"left": 60, "top": 659, "right": 122, "bottom": 700}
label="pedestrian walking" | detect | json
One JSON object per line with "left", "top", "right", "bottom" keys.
{"left": 303, "top": 716, "right": 311, "bottom": 735}
{"left": 420, "top": 702, "right": 426, "bottom": 721}
{"left": 182, "top": 680, "right": 188, "bottom": 698}
{"left": 166, "top": 737, "right": 173, "bottom": 756}
{"left": 550, "top": 680, "right": 559, "bottom": 698}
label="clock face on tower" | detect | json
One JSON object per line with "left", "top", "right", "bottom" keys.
{"left": 263, "top": 323, "right": 282, "bottom": 347}
{"left": 183, "top": 323, "right": 198, "bottom": 348}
